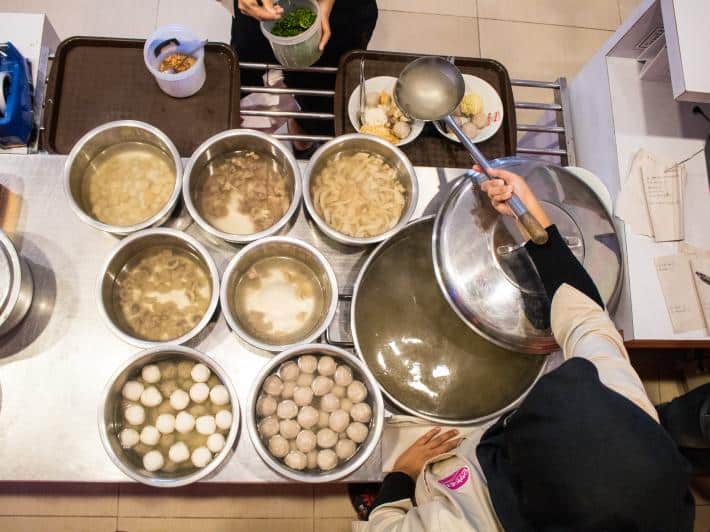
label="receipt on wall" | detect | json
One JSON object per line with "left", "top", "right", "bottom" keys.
{"left": 641, "top": 162, "right": 686, "bottom": 242}
{"left": 655, "top": 254, "right": 706, "bottom": 333}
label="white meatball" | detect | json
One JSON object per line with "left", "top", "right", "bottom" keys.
{"left": 122, "top": 381, "right": 144, "bottom": 402}
{"left": 175, "top": 411, "right": 196, "bottom": 433}
{"left": 317, "top": 449, "right": 338, "bottom": 471}
{"left": 317, "top": 410, "right": 330, "bottom": 428}
{"left": 320, "top": 393, "right": 340, "bottom": 413}
{"left": 216, "top": 409, "right": 233, "bottom": 430}
{"left": 329, "top": 410, "right": 350, "bottom": 433}
{"left": 346, "top": 422, "right": 369, "bottom": 443}
{"left": 307, "top": 450, "right": 318, "bottom": 469}
{"left": 350, "top": 403, "right": 372, "bottom": 423}
{"left": 336, "top": 438, "right": 357, "bottom": 460}
{"left": 209, "top": 384, "right": 230, "bottom": 406}
{"left": 284, "top": 450, "right": 307, "bottom": 470}
{"left": 293, "top": 386, "right": 314, "bottom": 406}
{"left": 143, "top": 450, "right": 164, "bottom": 472}
{"left": 119, "top": 428, "right": 139, "bottom": 449}
{"left": 263, "top": 375, "right": 284, "bottom": 396}
{"left": 156, "top": 413, "right": 176, "bottom": 434}
{"left": 347, "top": 381, "right": 368, "bottom": 403}
{"left": 268, "top": 435, "right": 290, "bottom": 458}
{"left": 207, "top": 432, "right": 226, "bottom": 453}
{"left": 277, "top": 400, "right": 298, "bottom": 419}
{"left": 141, "top": 364, "right": 161, "bottom": 384}
{"left": 168, "top": 441, "right": 190, "bottom": 463}
{"left": 282, "top": 381, "right": 296, "bottom": 399}
{"left": 191, "top": 363, "right": 211, "bottom": 383}
{"left": 257, "top": 395, "right": 278, "bottom": 417}
{"left": 191, "top": 446, "right": 212, "bottom": 468}
{"left": 170, "top": 389, "right": 190, "bottom": 410}
{"left": 340, "top": 398, "right": 353, "bottom": 413}
{"left": 124, "top": 404, "right": 145, "bottom": 426}
{"left": 190, "top": 382, "right": 209, "bottom": 403}
{"left": 317, "top": 356, "right": 337, "bottom": 376}
{"left": 298, "top": 355, "right": 318, "bottom": 374}
{"left": 311, "top": 376, "right": 334, "bottom": 397}
{"left": 296, "top": 430, "right": 317, "bottom": 453}
{"left": 280, "top": 419, "right": 300, "bottom": 439}
{"left": 334, "top": 365, "right": 354, "bottom": 387}
{"left": 317, "top": 428, "right": 338, "bottom": 449}
{"left": 279, "top": 361, "right": 300, "bottom": 381}
{"left": 296, "top": 372, "right": 314, "bottom": 388}
{"left": 331, "top": 385, "right": 346, "bottom": 399}
{"left": 297, "top": 405, "right": 319, "bottom": 429}
{"left": 196, "top": 415, "right": 217, "bottom": 435}
{"left": 140, "top": 386, "right": 163, "bottom": 408}
{"left": 259, "top": 416, "right": 280, "bottom": 438}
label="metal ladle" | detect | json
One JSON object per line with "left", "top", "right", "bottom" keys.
{"left": 394, "top": 56, "right": 549, "bottom": 244}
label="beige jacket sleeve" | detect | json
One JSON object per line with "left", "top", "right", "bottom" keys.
{"left": 550, "top": 284, "right": 658, "bottom": 421}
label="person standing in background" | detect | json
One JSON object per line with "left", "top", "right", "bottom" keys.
{"left": 232, "top": 0, "right": 378, "bottom": 149}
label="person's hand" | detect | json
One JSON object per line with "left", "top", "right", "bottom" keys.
{"left": 238, "top": 0, "right": 284, "bottom": 21}
{"left": 317, "top": 0, "right": 334, "bottom": 51}
{"left": 392, "top": 428, "right": 462, "bottom": 481}
{"left": 476, "top": 166, "right": 551, "bottom": 228}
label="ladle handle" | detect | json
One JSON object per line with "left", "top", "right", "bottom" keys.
{"left": 444, "top": 115, "right": 549, "bottom": 245}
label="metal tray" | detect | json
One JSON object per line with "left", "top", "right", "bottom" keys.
{"left": 42, "top": 37, "right": 241, "bottom": 157}
{"left": 334, "top": 50, "right": 517, "bottom": 168}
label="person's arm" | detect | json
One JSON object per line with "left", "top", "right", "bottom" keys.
{"left": 236, "top": 0, "right": 283, "bottom": 20}
{"left": 317, "top": 0, "right": 334, "bottom": 50}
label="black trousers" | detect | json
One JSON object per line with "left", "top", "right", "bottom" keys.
{"left": 231, "top": 0, "right": 378, "bottom": 135}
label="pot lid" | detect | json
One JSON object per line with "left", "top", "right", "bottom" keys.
{"left": 433, "top": 158, "right": 623, "bottom": 354}
{"left": 0, "top": 230, "right": 18, "bottom": 318}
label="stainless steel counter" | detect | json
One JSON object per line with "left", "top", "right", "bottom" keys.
{"left": 0, "top": 154, "right": 467, "bottom": 482}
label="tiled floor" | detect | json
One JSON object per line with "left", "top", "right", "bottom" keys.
{"left": 3, "top": 0, "right": 710, "bottom": 530}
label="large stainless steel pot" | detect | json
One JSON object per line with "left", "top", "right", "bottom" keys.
{"left": 247, "top": 343, "right": 384, "bottom": 482}
{"left": 98, "top": 345, "right": 240, "bottom": 487}
{"left": 64, "top": 120, "right": 183, "bottom": 236}
{"left": 182, "top": 129, "right": 302, "bottom": 244}
{"left": 0, "top": 229, "right": 33, "bottom": 335}
{"left": 351, "top": 216, "right": 547, "bottom": 425}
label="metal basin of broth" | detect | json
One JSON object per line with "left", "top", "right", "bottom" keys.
{"left": 352, "top": 217, "right": 546, "bottom": 423}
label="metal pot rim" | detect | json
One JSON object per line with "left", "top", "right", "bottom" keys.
{"left": 219, "top": 236, "right": 338, "bottom": 351}
{"left": 96, "top": 227, "right": 220, "bottom": 348}
{"left": 0, "top": 229, "right": 22, "bottom": 324}
{"left": 246, "top": 343, "right": 384, "bottom": 483}
{"left": 97, "top": 345, "right": 241, "bottom": 487}
{"left": 182, "top": 129, "right": 303, "bottom": 244}
{"left": 62, "top": 120, "right": 183, "bottom": 236}
{"left": 350, "top": 215, "right": 548, "bottom": 426}
{"left": 302, "top": 133, "right": 419, "bottom": 246}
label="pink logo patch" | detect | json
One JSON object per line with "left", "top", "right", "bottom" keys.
{"left": 438, "top": 467, "right": 470, "bottom": 490}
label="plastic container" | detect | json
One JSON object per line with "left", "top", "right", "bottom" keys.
{"left": 143, "top": 25, "right": 206, "bottom": 98}
{"left": 260, "top": 0, "right": 322, "bottom": 68}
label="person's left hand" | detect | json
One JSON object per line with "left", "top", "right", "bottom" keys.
{"left": 317, "top": 0, "right": 334, "bottom": 51}
{"left": 393, "top": 427, "right": 462, "bottom": 481}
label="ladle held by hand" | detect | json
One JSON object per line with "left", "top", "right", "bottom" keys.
{"left": 394, "top": 56, "right": 549, "bottom": 244}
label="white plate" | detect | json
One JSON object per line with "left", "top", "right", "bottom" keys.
{"left": 433, "top": 74, "right": 504, "bottom": 144}
{"left": 348, "top": 76, "right": 424, "bottom": 147}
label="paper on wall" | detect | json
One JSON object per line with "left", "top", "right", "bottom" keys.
{"left": 655, "top": 254, "right": 706, "bottom": 333}
{"left": 615, "top": 149, "right": 654, "bottom": 236}
{"left": 641, "top": 161, "right": 686, "bottom": 242}
{"left": 691, "top": 257, "right": 710, "bottom": 331}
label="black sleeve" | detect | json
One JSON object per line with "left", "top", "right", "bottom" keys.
{"left": 369, "top": 472, "right": 416, "bottom": 516}
{"left": 524, "top": 224, "right": 604, "bottom": 309}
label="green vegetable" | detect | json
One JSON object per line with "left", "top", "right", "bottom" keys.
{"left": 270, "top": 8, "right": 317, "bottom": 37}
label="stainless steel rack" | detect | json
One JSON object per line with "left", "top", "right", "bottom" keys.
{"left": 240, "top": 61, "right": 576, "bottom": 165}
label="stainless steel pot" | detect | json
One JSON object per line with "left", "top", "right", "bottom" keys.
{"left": 351, "top": 216, "right": 547, "bottom": 425}
{"left": 220, "top": 236, "right": 338, "bottom": 351}
{"left": 64, "top": 120, "right": 183, "bottom": 236}
{"left": 97, "top": 228, "right": 220, "bottom": 348}
{"left": 247, "top": 343, "right": 384, "bottom": 482}
{"left": 182, "top": 129, "right": 302, "bottom": 244}
{"left": 98, "top": 345, "right": 240, "bottom": 487}
{"left": 302, "top": 133, "right": 419, "bottom": 246}
{"left": 0, "top": 229, "right": 33, "bottom": 335}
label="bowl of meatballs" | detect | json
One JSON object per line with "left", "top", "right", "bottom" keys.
{"left": 99, "top": 346, "right": 240, "bottom": 487}
{"left": 247, "top": 344, "right": 384, "bottom": 482}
